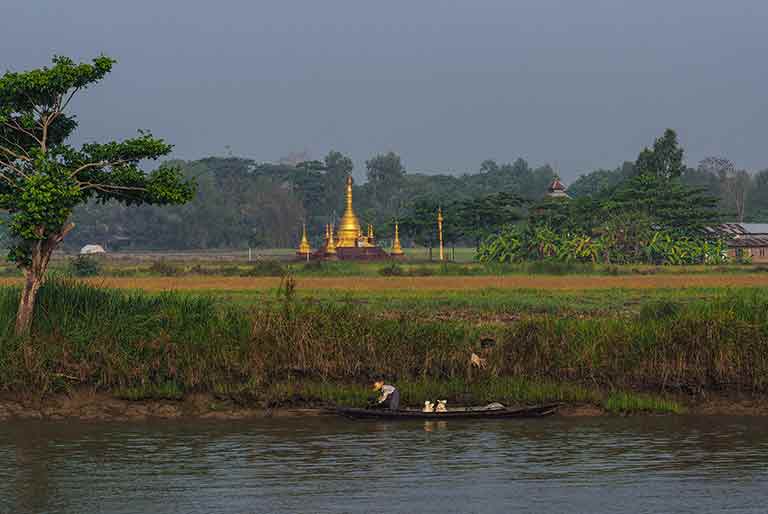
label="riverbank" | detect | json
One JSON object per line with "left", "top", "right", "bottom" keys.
{"left": 2, "top": 279, "right": 768, "bottom": 417}
{"left": 3, "top": 389, "right": 768, "bottom": 422}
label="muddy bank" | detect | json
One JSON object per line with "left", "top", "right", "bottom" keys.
{"left": 1, "top": 390, "right": 767, "bottom": 422}
{"left": 0, "top": 390, "right": 321, "bottom": 422}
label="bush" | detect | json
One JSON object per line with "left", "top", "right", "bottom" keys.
{"left": 639, "top": 300, "right": 681, "bottom": 321}
{"left": 148, "top": 259, "right": 183, "bottom": 276}
{"left": 68, "top": 255, "right": 102, "bottom": 277}
{"left": 241, "top": 261, "right": 285, "bottom": 277}
{"left": 525, "top": 261, "right": 593, "bottom": 275}
{"left": 379, "top": 262, "right": 405, "bottom": 276}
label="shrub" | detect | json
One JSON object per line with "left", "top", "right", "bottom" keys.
{"left": 148, "top": 259, "right": 183, "bottom": 276}
{"left": 241, "top": 261, "right": 285, "bottom": 277}
{"left": 379, "top": 263, "right": 405, "bottom": 276}
{"left": 639, "top": 299, "right": 681, "bottom": 322}
{"left": 68, "top": 255, "right": 102, "bottom": 277}
{"left": 526, "top": 261, "right": 593, "bottom": 275}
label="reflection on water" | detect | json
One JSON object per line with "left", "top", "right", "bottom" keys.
{"left": 2, "top": 416, "right": 768, "bottom": 514}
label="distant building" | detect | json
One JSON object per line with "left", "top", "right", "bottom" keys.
{"left": 80, "top": 244, "right": 106, "bottom": 255}
{"left": 707, "top": 223, "right": 768, "bottom": 263}
{"left": 546, "top": 177, "right": 570, "bottom": 199}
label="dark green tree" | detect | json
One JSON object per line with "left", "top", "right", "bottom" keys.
{"left": 605, "top": 173, "right": 719, "bottom": 235}
{"left": 0, "top": 56, "right": 194, "bottom": 334}
{"left": 399, "top": 199, "right": 440, "bottom": 254}
{"left": 366, "top": 152, "right": 406, "bottom": 212}
{"left": 323, "top": 150, "right": 353, "bottom": 216}
{"left": 568, "top": 162, "right": 635, "bottom": 198}
{"left": 635, "top": 129, "right": 685, "bottom": 180}
{"left": 746, "top": 169, "right": 768, "bottom": 221}
{"left": 453, "top": 192, "right": 526, "bottom": 248}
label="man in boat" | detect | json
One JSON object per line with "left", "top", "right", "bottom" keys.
{"left": 371, "top": 379, "right": 400, "bottom": 410}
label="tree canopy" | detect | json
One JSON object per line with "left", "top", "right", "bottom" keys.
{"left": 0, "top": 55, "right": 194, "bottom": 334}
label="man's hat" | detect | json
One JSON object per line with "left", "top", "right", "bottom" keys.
{"left": 480, "top": 337, "right": 496, "bottom": 349}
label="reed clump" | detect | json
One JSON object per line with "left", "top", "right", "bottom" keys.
{"left": 0, "top": 279, "right": 766, "bottom": 411}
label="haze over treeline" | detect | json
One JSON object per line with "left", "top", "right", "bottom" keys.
{"left": 65, "top": 146, "right": 767, "bottom": 250}
{"left": 2, "top": 0, "right": 767, "bottom": 179}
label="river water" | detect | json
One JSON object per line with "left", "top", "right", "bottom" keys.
{"left": 2, "top": 415, "right": 767, "bottom": 514}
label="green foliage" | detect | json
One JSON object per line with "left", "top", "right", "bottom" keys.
{"left": 639, "top": 300, "right": 681, "bottom": 322}
{"left": 379, "top": 262, "right": 405, "bottom": 276}
{"left": 68, "top": 255, "right": 102, "bottom": 277}
{"left": 603, "top": 392, "right": 683, "bottom": 414}
{"left": 0, "top": 280, "right": 766, "bottom": 409}
{"left": 148, "top": 259, "right": 183, "bottom": 276}
{"left": 605, "top": 174, "right": 719, "bottom": 235}
{"left": 634, "top": 129, "right": 685, "bottom": 180}
{"left": 478, "top": 223, "right": 727, "bottom": 266}
{"left": 479, "top": 129, "right": 727, "bottom": 266}
{"left": 241, "top": 260, "right": 285, "bottom": 277}
{"left": 0, "top": 55, "right": 195, "bottom": 269}
{"left": 365, "top": 152, "right": 405, "bottom": 207}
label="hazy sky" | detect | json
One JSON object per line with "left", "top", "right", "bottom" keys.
{"left": 2, "top": 0, "right": 766, "bottom": 181}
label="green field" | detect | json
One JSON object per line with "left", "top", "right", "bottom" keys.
{"left": 2, "top": 274, "right": 768, "bottom": 415}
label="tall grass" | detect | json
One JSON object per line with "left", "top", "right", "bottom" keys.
{"left": 1, "top": 279, "right": 767, "bottom": 406}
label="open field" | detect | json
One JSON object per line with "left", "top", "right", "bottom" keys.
{"left": 4, "top": 273, "right": 768, "bottom": 292}
{"left": 47, "top": 246, "right": 479, "bottom": 263}
{"left": 3, "top": 256, "right": 768, "bottom": 415}
{"left": 3, "top": 272, "right": 768, "bottom": 321}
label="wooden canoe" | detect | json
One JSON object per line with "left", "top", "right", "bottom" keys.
{"left": 330, "top": 403, "right": 559, "bottom": 420}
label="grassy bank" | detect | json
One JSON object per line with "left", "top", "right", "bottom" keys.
{"left": 2, "top": 279, "right": 768, "bottom": 414}
{"left": 5, "top": 256, "right": 768, "bottom": 280}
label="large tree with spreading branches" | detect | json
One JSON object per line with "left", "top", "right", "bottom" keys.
{"left": 0, "top": 55, "right": 195, "bottom": 335}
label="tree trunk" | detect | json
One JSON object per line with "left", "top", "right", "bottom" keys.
{"left": 15, "top": 271, "right": 43, "bottom": 336}
{"left": 14, "top": 223, "right": 74, "bottom": 336}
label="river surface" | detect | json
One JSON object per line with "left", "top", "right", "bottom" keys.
{"left": 2, "top": 415, "right": 768, "bottom": 514}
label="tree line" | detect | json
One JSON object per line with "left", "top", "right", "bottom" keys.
{"left": 4, "top": 132, "right": 765, "bottom": 255}
{"left": 59, "top": 152, "right": 556, "bottom": 250}
{"left": 51, "top": 132, "right": 767, "bottom": 252}
{"left": 478, "top": 130, "right": 745, "bottom": 265}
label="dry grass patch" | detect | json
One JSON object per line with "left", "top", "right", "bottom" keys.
{"left": 2, "top": 274, "right": 768, "bottom": 292}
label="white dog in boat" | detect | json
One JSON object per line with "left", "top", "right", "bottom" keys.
{"left": 422, "top": 401, "right": 435, "bottom": 413}
{"left": 435, "top": 400, "right": 447, "bottom": 412}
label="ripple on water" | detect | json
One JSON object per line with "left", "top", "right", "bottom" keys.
{"left": 1, "top": 416, "right": 768, "bottom": 514}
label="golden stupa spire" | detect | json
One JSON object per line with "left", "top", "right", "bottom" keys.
{"left": 336, "top": 176, "right": 361, "bottom": 247}
{"left": 297, "top": 222, "right": 311, "bottom": 256}
{"left": 325, "top": 222, "right": 337, "bottom": 255}
{"left": 391, "top": 221, "right": 404, "bottom": 256}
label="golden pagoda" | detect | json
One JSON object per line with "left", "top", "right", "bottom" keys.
{"left": 390, "top": 221, "right": 405, "bottom": 257}
{"left": 295, "top": 175, "right": 401, "bottom": 260}
{"left": 337, "top": 176, "right": 362, "bottom": 247}
{"left": 325, "top": 223, "right": 337, "bottom": 255}
{"left": 297, "top": 223, "right": 311, "bottom": 256}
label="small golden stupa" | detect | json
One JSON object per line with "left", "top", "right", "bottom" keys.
{"left": 390, "top": 221, "right": 404, "bottom": 257}
{"left": 297, "top": 223, "right": 312, "bottom": 257}
{"left": 325, "top": 223, "right": 337, "bottom": 255}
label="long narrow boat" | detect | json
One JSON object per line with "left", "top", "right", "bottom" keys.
{"left": 330, "top": 403, "right": 559, "bottom": 420}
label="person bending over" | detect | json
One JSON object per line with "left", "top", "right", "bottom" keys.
{"left": 372, "top": 380, "right": 400, "bottom": 410}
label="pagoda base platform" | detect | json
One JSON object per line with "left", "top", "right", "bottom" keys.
{"left": 307, "top": 246, "right": 394, "bottom": 261}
